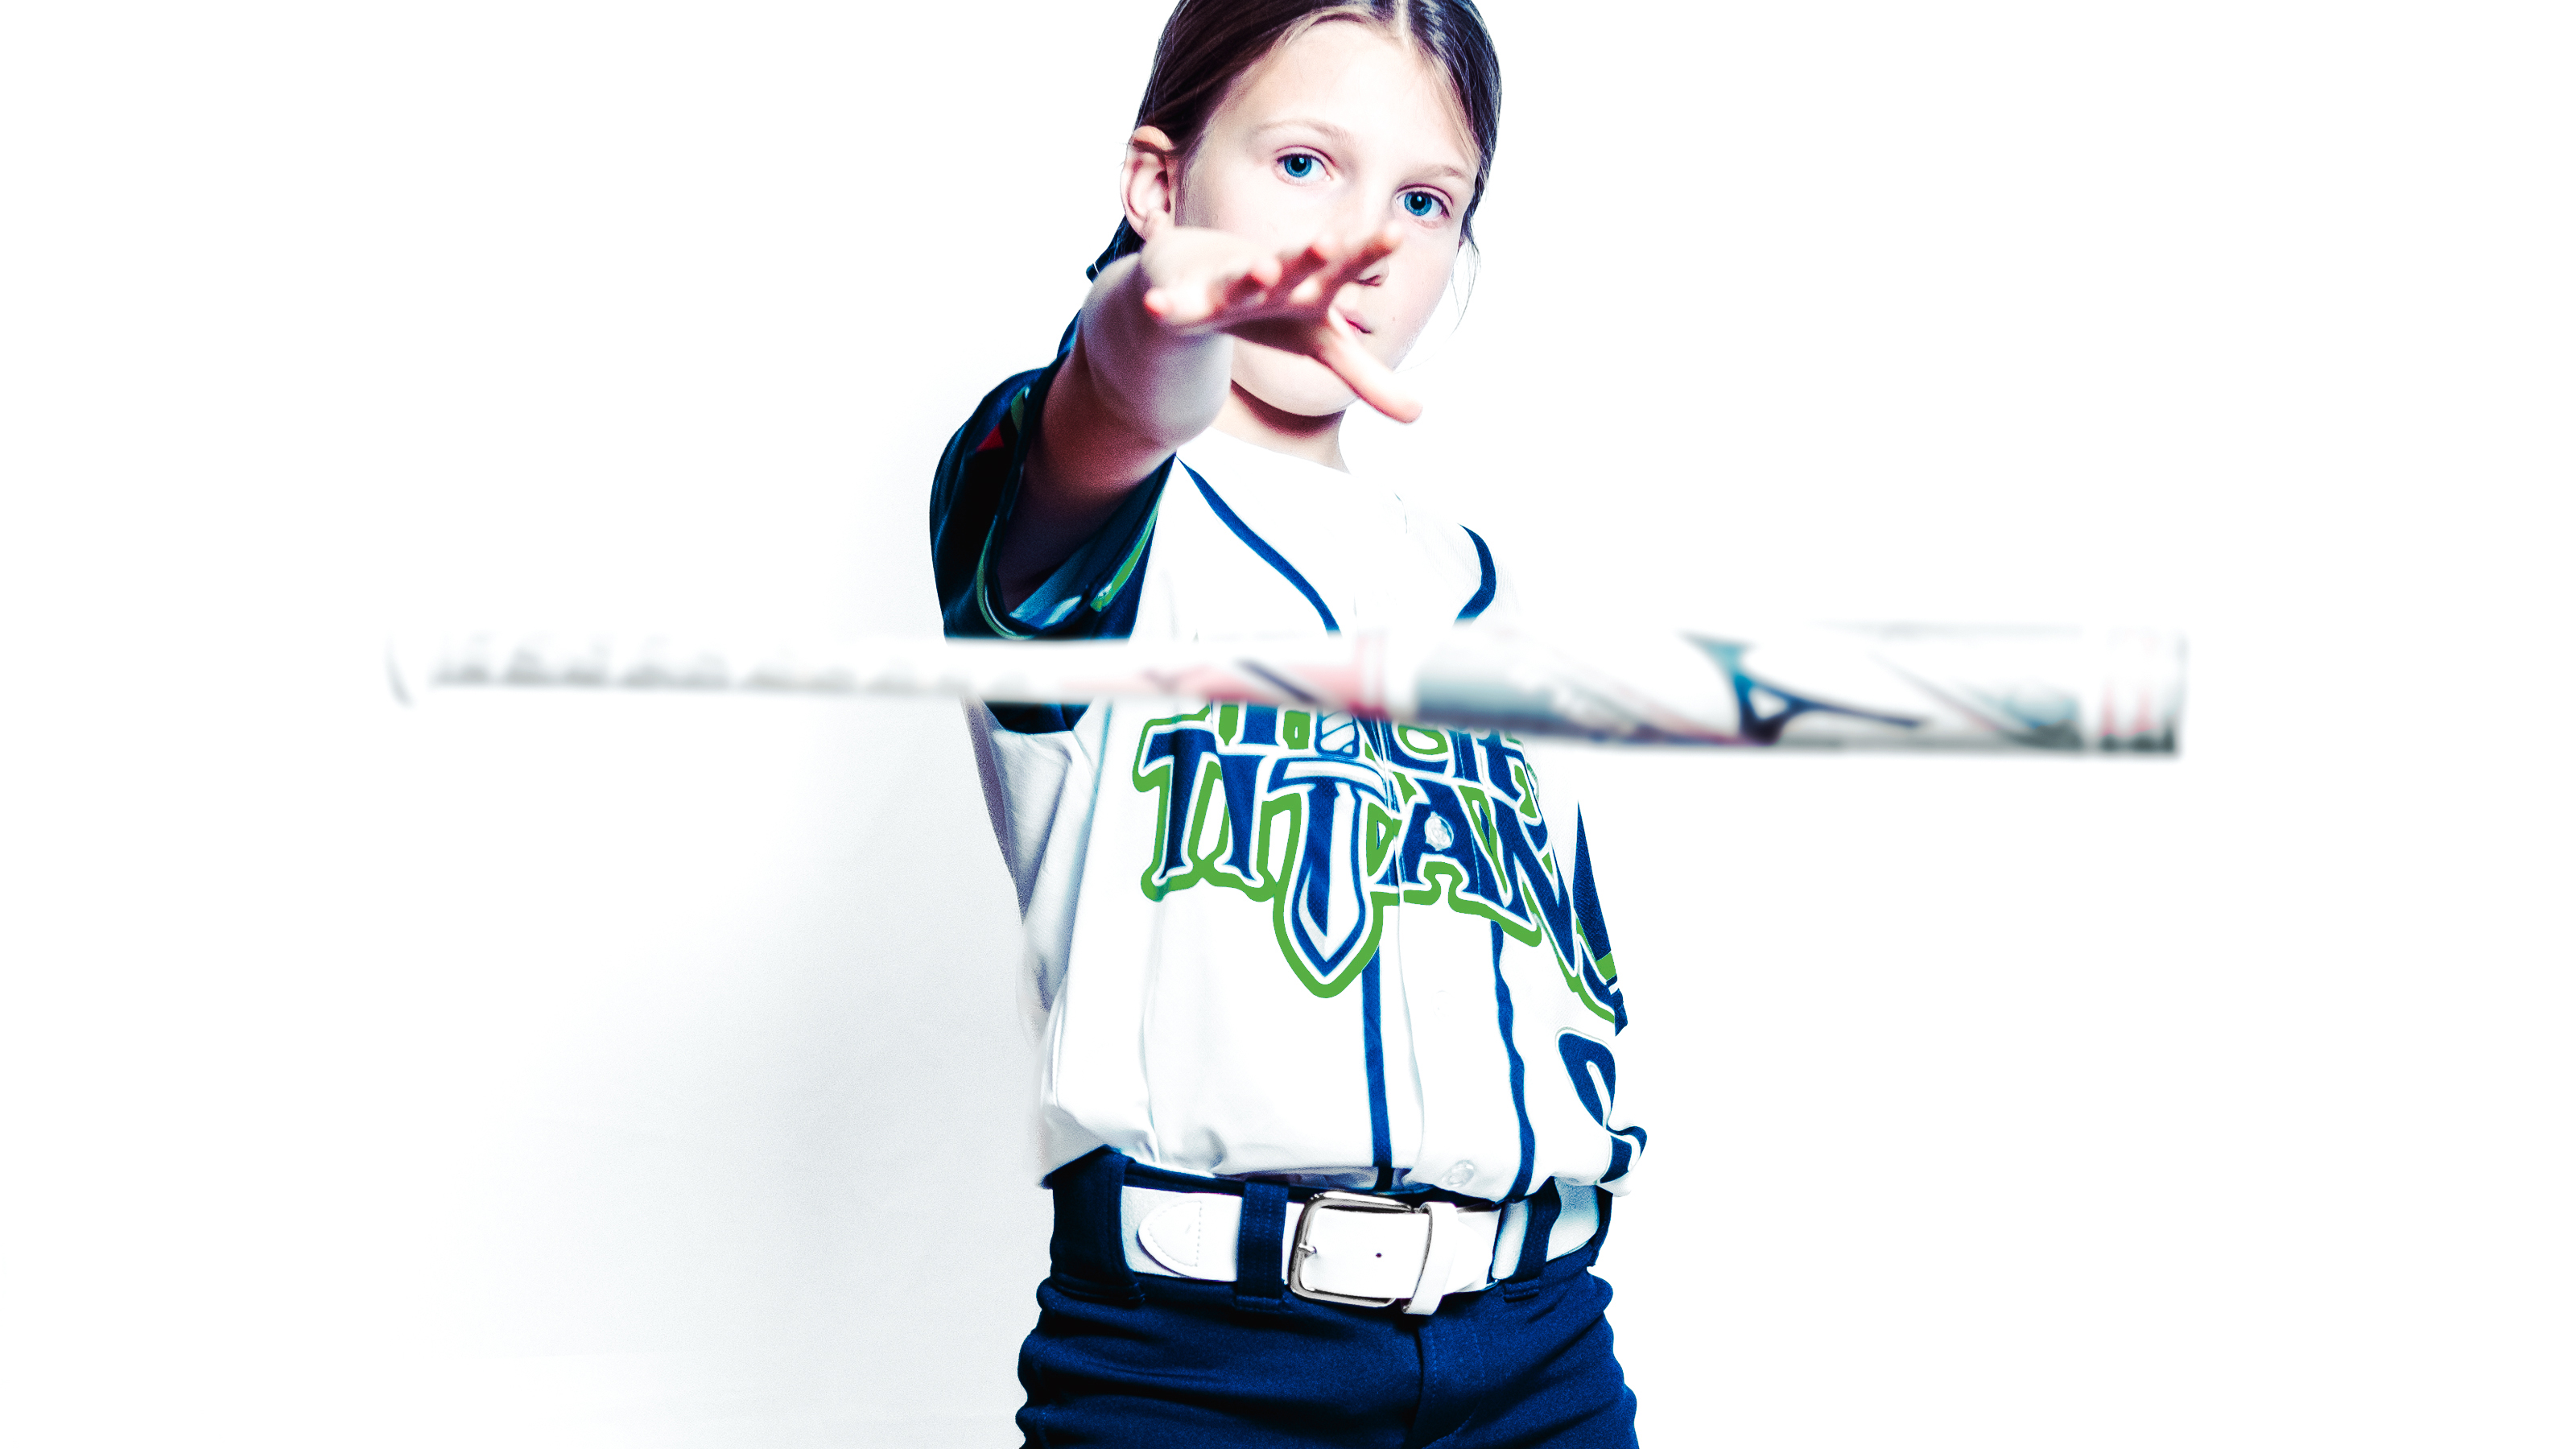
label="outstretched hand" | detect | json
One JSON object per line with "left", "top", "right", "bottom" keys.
{"left": 1136, "top": 225, "right": 1422, "bottom": 423}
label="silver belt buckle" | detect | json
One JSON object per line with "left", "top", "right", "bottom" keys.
{"left": 1287, "top": 1191, "right": 1428, "bottom": 1308}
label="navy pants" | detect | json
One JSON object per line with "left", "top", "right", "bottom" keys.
{"left": 1015, "top": 1150, "right": 1638, "bottom": 1447}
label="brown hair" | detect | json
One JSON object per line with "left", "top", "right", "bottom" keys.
{"left": 1089, "top": 0, "right": 1503, "bottom": 278}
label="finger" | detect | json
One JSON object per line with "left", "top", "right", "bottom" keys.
{"left": 1274, "top": 237, "right": 1340, "bottom": 289}
{"left": 1143, "top": 283, "right": 1222, "bottom": 326}
{"left": 1313, "top": 315, "right": 1422, "bottom": 424}
{"left": 1287, "top": 226, "right": 1404, "bottom": 308}
{"left": 1307, "top": 225, "right": 1399, "bottom": 299}
{"left": 1148, "top": 251, "right": 1278, "bottom": 326}
{"left": 1346, "top": 222, "right": 1404, "bottom": 270}
{"left": 1197, "top": 237, "right": 1341, "bottom": 328}
{"left": 1287, "top": 258, "right": 1368, "bottom": 310}
{"left": 1220, "top": 258, "right": 1283, "bottom": 311}
{"left": 1260, "top": 240, "right": 1340, "bottom": 309}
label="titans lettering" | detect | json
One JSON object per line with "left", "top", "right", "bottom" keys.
{"left": 1133, "top": 704, "right": 1624, "bottom": 1029}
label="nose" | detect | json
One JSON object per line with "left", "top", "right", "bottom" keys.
{"left": 1327, "top": 196, "right": 1391, "bottom": 285}
{"left": 1351, "top": 222, "right": 1393, "bottom": 287}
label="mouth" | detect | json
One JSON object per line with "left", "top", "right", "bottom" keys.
{"left": 1337, "top": 310, "right": 1374, "bottom": 336}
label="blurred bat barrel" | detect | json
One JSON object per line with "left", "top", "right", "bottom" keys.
{"left": 389, "top": 622, "right": 2184, "bottom": 753}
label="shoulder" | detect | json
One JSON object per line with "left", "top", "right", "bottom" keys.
{"left": 931, "top": 364, "right": 1053, "bottom": 505}
{"left": 928, "top": 357, "right": 1166, "bottom": 729}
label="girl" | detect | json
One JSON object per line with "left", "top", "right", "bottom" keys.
{"left": 928, "top": 3, "right": 1644, "bottom": 1442}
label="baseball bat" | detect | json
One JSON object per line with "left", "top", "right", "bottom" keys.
{"left": 386, "top": 623, "right": 2184, "bottom": 752}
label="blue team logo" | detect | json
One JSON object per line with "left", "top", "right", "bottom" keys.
{"left": 1134, "top": 704, "right": 1624, "bottom": 1029}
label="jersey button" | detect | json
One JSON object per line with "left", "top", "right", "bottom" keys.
{"left": 1443, "top": 1162, "right": 1476, "bottom": 1189}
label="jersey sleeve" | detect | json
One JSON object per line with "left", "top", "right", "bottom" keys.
{"left": 927, "top": 356, "right": 1170, "bottom": 733}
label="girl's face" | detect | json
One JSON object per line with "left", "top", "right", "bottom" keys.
{"left": 1174, "top": 21, "right": 1479, "bottom": 418}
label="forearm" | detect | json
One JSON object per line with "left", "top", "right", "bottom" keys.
{"left": 998, "top": 258, "right": 1227, "bottom": 605}
{"left": 1072, "top": 255, "right": 1232, "bottom": 452}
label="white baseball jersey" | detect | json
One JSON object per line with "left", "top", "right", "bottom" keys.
{"left": 931, "top": 364, "right": 1645, "bottom": 1203}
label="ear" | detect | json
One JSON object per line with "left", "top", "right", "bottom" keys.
{"left": 1121, "top": 126, "right": 1182, "bottom": 240}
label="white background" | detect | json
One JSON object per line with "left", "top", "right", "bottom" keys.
{"left": 4, "top": 2, "right": 2570, "bottom": 1444}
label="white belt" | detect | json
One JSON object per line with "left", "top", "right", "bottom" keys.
{"left": 1121, "top": 1183, "right": 1600, "bottom": 1315}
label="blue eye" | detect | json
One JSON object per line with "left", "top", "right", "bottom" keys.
{"left": 1401, "top": 191, "right": 1443, "bottom": 220}
{"left": 1279, "top": 154, "right": 1318, "bottom": 180}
